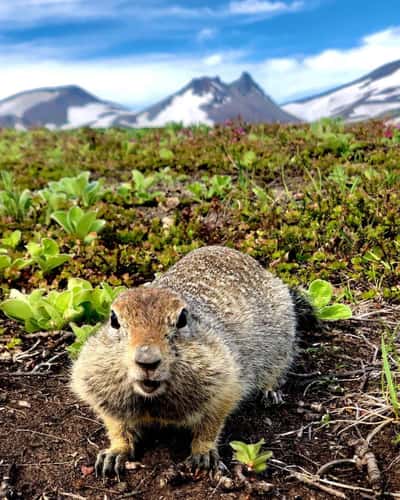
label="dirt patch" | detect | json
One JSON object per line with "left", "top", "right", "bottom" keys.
{"left": 1, "top": 309, "right": 400, "bottom": 499}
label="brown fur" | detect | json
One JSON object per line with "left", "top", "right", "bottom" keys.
{"left": 71, "top": 246, "right": 306, "bottom": 474}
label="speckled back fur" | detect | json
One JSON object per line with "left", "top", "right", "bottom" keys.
{"left": 152, "top": 245, "right": 297, "bottom": 396}
{"left": 71, "top": 246, "right": 299, "bottom": 431}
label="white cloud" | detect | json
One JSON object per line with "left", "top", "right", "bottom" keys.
{"left": 203, "top": 53, "right": 223, "bottom": 66}
{"left": 0, "top": 54, "right": 237, "bottom": 109}
{"left": 0, "top": 27, "right": 399, "bottom": 108}
{"left": 0, "top": 0, "right": 107, "bottom": 22}
{"left": 255, "top": 26, "right": 400, "bottom": 101}
{"left": 197, "top": 28, "right": 217, "bottom": 42}
{"left": 229, "top": 0, "right": 303, "bottom": 15}
{"left": 0, "top": 0, "right": 307, "bottom": 25}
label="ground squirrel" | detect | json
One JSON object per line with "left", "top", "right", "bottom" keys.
{"left": 71, "top": 246, "right": 316, "bottom": 477}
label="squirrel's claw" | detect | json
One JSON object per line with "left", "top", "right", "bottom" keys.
{"left": 263, "top": 389, "right": 284, "bottom": 406}
{"left": 95, "top": 449, "right": 129, "bottom": 479}
{"left": 188, "top": 448, "right": 220, "bottom": 471}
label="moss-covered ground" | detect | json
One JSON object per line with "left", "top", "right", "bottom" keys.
{"left": 0, "top": 119, "right": 399, "bottom": 499}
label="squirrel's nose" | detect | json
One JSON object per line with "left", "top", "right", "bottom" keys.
{"left": 135, "top": 345, "right": 162, "bottom": 371}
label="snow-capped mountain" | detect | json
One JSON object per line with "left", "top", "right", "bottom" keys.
{"left": 0, "top": 72, "right": 298, "bottom": 130}
{"left": 0, "top": 85, "right": 129, "bottom": 129}
{"left": 133, "top": 72, "right": 299, "bottom": 127}
{"left": 283, "top": 59, "right": 400, "bottom": 122}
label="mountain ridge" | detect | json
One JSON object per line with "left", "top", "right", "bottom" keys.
{"left": 0, "top": 72, "right": 299, "bottom": 129}
{"left": 283, "top": 59, "right": 400, "bottom": 122}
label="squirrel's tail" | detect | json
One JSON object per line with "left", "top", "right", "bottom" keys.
{"left": 289, "top": 288, "right": 320, "bottom": 334}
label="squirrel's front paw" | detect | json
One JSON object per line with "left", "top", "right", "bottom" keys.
{"left": 188, "top": 448, "right": 220, "bottom": 471}
{"left": 95, "top": 448, "right": 133, "bottom": 479}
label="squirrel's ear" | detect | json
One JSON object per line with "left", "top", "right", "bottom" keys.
{"left": 176, "top": 308, "right": 188, "bottom": 329}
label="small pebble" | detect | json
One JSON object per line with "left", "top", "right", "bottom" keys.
{"left": 17, "top": 400, "right": 31, "bottom": 408}
{"left": 115, "top": 481, "right": 128, "bottom": 492}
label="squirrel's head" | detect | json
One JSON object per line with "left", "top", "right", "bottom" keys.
{"left": 108, "top": 287, "right": 190, "bottom": 398}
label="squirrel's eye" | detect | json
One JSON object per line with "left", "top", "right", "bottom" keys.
{"left": 110, "top": 310, "right": 120, "bottom": 329}
{"left": 176, "top": 308, "right": 188, "bottom": 329}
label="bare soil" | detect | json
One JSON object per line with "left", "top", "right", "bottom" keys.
{"left": 1, "top": 306, "right": 400, "bottom": 499}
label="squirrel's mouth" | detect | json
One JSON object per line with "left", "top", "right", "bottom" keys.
{"left": 137, "top": 379, "right": 163, "bottom": 395}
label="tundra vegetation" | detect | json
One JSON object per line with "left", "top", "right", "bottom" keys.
{"left": 0, "top": 119, "right": 399, "bottom": 499}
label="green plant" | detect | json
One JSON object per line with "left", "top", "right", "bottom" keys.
{"left": 0, "top": 279, "right": 124, "bottom": 333}
{"left": 131, "top": 169, "right": 162, "bottom": 204}
{"left": 230, "top": 439, "right": 272, "bottom": 473}
{"left": 329, "top": 165, "right": 360, "bottom": 194}
{"left": 51, "top": 206, "right": 106, "bottom": 243}
{"left": 1, "top": 230, "right": 22, "bottom": 250}
{"left": 1, "top": 287, "right": 83, "bottom": 332}
{"left": 0, "top": 171, "right": 33, "bottom": 221}
{"left": 187, "top": 181, "right": 207, "bottom": 202}
{"left": 381, "top": 331, "right": 399, "bottom": 419}
{"left": 0, "top": 248, "right": 28, "bottom": 276}
{"left": 159, "top": 148, "right": 174, "bottom": 160}
{"left": 46, "top": 171, "right": 105, "bottom": 207}
{"left": 208, "top": 175, "right": 232, "bottom": 198}
{"left": 241, "top": 150, "right": 257, "bottom": 168}
{"left": 188, "top": 175, "right": 232, "bottom": 201}
{"left": 307, "top": 279, "right": 352, "bottom": 320}
{"left": 38, "top": 188, "right": 69, "bottom": 223}
{"left": 311, "top": 118, "right": 353, "bottom": 155}
{"left": 26, "top": 238, "right": 71, "bottom": 274}
{"left": 67, "top": 322, "right": 101, "bottom": 359}
{"left": 252, "top": 185, "right": 274, "bottom": 210}
{"left": 78, "top": 281, "right": 125, "bottom": 323}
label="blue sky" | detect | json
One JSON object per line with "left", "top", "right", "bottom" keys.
{"left": 0, "top": 0, "right": 400, "bottom": 109}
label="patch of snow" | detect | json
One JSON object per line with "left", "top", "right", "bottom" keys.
{"left": 136, "top": 89, "right": 214, "bottom": 127}
{"left": 350, "top": 101, "right": 400, "bottom": 119}
{"left": 0, "top": 91, "right": 59, "bottom": 118}
{"left": 283, "top": 68, "right": 400, "bottom": 122}
{"left": 211, "top": 81, "right": 225, "bottom": 92}
{"left": 64, "top": 103, "right": 120, "bottom": 129}
{"left": 14, "top": 121, "right": 26, "bottom": 131}
{"left": 370, "top": 89, "right": 400, "bottom": 100}
{"left": 92, "top": 112, "right": 122, "bottom": 128}
{"left": 284, "top": 81, "right": 370, "bottom": 121}
{"left": 369, "top": 68, "right": 400, "bottom": 93}
{"left": 390, "top": 115, "right": 400, "bottom": 125}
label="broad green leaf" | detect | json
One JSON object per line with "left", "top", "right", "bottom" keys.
{"left": 25, "top": 318, "right": 42, "bottom": 333}
{"left": 53, "top": 290, "right": 73, "bottom": 313}
{"left": 132, "top": 170, "right": 145, "bottom": 187}
{"left": 41, "top": 255, "right": 70, "bottom": 273}
{"left": 234, "top": 450, "right": 251, "bottom": 464}
{"left": 230, "top": 441, "right": 251, "bottom": 453}
{"left": 253, "top": 451, "right": 273, "bottom": 467}
{"left": 308, "top": 279, "right": 332, "bottom": 308}
{"left": 159, "top": 148, "right": 174, "bottom": 160}
{"left": 242, "top": 150, "right": 257, "bottom": 167}
{"left": 13, "top": 258, "right": 30, "bottom": 270}
{"left": 1, "top": 299, "right": 33, "bottom": 321}
{"left": 68, "top": 206, "right": 84, "bottom": 231}
{"left": 26, "top": 241, "right": 41, "bottom": 257}
{"left": 51, "top": 210, "right": 71, "bottom": 233}
{"left": 75, "top": 211, "right": 96, "bottom": 239}
{"left": 0, "top": 254, "right": 11, "bottom": 270}
{"left": 68, "top": 278, "right": 93, "bottom": 292}
{"left": 89, "top": 219, "right": 106, "bottom": 234}
{"left": 318, "top": 304, "right": 352, "bottom": 320}
{"left": 42, "top": 238, "right": 59, "bottom": 256}
{"left": 42, "top": 303, "right": 64, "bottom": 329}
{"left": 1, "top": 230, "right": 21, "bottom": 249}
{"left": 253, "top": 463, "right": 268, "bottom": 473}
